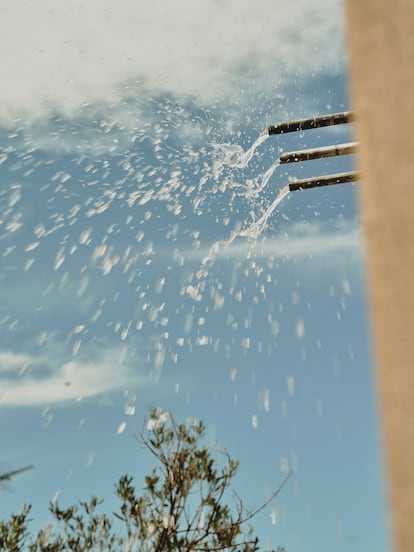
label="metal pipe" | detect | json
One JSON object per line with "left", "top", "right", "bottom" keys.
{"left": 268, "top": 111, "right": 355, "bottom": 135}
{"left": 288, "top": 170, "right": 360, "bottom": 192}
{"left": 279, "top": 142, "right": 358, "bottom": 164}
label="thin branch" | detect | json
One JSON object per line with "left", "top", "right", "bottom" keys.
{"left": 234, "top": 470, "right": 293, "bottom": 527}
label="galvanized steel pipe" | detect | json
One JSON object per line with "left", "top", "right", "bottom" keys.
{"left": 279, "top": 142, "right": 358, "bottom": 164}
{"left": 268, "top": 111, "right": 355, "bottom": 135}
{"left": 288, "top": 170, "right": 360, "bottom": 191}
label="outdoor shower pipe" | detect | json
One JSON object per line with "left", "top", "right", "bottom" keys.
{"left": 288, "top": 170, "right": 360, "bottom": 192}
{"left": 279, "top": 142, "right": 358, "bottom": 164}
{"left": 268, "top": 111, "right": 355, "bottom": 135}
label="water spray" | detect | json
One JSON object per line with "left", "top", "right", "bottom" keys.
{"left": 230, "top": 112, "right": 360, "bottom": 237}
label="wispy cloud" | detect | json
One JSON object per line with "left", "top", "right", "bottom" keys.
{"left": 0, "top": 0, "right": 344, "bottom": 122}
{"left": 258, "top": 220, "right": 361, "bottom": 260}
{"left": 0, "top": 340, "right": 146, "bottom": 407}
{"left": 174, "top": 218, "right": 361, "bottom": 265}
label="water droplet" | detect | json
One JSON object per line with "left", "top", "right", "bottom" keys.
{"left": 287, "top": 375, "right": 295, "bottom": 396}
{"left": 229, "top": 367, "right": 237, "bottom": 382}
{"left": 72, "top": 339, "right": 81, "bottom": 355}
{"left": 296, "top": 319, "right": 305, "bottom": 339}
{"left": 117, "top": 422, "right": 127, "bottom": 434}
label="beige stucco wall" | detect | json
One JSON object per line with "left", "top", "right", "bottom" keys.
{"left": 346, "top": 1, "right": 414, "bottom": 550}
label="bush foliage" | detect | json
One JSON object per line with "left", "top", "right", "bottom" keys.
{"left": 0, "top": 409, "right": 289, "bottom": 551}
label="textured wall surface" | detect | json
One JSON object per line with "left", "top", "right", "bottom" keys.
{"left": 346, "top": 2, "right": 414, "bottom": 550}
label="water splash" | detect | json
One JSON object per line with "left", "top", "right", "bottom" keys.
{"left": 213, "top": 130, "right": 268, "bottom": 169}
{"left": 1, "top": 97, "right": 291, "bottom": 391}
{"left": 239, "top": 185, "right": 290, "bottom": 239}
{"left": 198, "top": 185, "right": 290, "bottom": 272}
{"left": 246, "top": 160, "right": 281, "bottom": 198}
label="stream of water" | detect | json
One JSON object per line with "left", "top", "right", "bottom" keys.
{"left": 246, "top": 160, "right": 281, "bottom": 198}
{"left": 239, "top": 184, "right": 290, "bottom": 239}
{"left": 213, "top": 130, "right": 269, "bottom": 169}
{"left": 198, "top": 131, "right": 288, "bottom": 271}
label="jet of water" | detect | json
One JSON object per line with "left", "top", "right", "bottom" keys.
{"left": 246, "top": 159, "right": 281, "bottom": 197}
{"left": 239, "top": 185, "right": 290, "bottom": 240}
{"left": 214, "top": 130, "right": 269, "bottom": 169}
{"left": 198, "top": 185, "right": 291, "bottom": 273}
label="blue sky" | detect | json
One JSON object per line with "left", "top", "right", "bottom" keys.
{"left": 0, "top": 1, "right": 390, "bottom": 551}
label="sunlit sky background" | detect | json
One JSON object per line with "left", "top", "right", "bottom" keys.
{"left": 0, "top": 1, "right": 389, "bottom": 551}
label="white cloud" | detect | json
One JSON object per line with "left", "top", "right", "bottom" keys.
{"left": 179, "top": 218, "right": 361, "bottom": 265}
{"left": 260, "top": 222, "right": 361, "bottom": 260}
{"left": 0, "top": 0, "right": 345, "bottom": 122}
{"left": 0, "top": 342, "right": 146, "bottom": 407}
